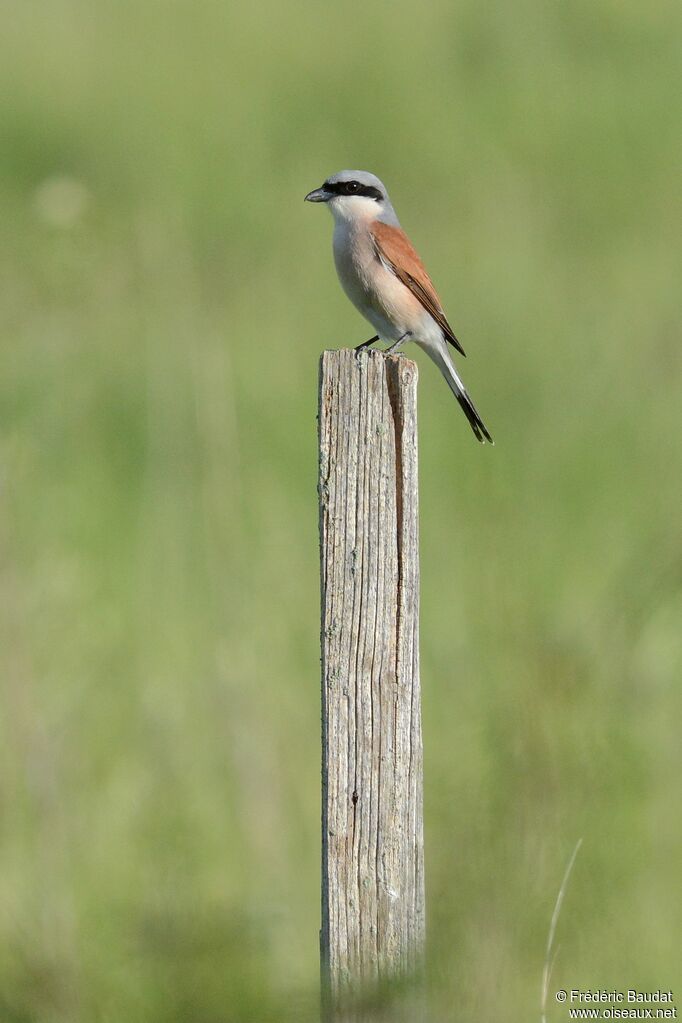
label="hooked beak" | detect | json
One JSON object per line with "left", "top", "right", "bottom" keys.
{"left": 304, "top": 186, "right": 330, "bottom": 203}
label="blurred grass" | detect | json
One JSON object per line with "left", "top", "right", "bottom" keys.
{"left": 1, "top": 0, "right": 681, "bottom": 1019}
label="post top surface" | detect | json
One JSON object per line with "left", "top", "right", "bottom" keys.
{"left": 320, "top": 347, "right": 418, "bottom": 375}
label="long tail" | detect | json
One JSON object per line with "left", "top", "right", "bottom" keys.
{"left": 426, "top": 341, "right": 493, "bottom": 444}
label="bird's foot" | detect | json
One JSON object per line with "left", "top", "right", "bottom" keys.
{"left": 384, "top": 332, "right": 411, "bottom": 355}
{"left": 354, "top": 335, "right": 379, "bottom": 351}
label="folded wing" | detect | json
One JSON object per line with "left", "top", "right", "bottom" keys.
{"left": 371, "top": 220, "right": 466, "bottom": 357}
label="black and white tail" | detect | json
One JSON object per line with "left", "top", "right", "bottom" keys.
{"left": 427, "top": 342, "right": 494, "bottom": 444}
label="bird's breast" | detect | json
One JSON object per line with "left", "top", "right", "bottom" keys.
{"left": 332, "top": 223, "right": 375, "bottom": 308}
{"left": 332, "top": 221, "right": 426, "bottom": 342}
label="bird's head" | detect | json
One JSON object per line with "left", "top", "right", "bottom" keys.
{"left": 305, "top": 170, "right": 398, "bottom": 225}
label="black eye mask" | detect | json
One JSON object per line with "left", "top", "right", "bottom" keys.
{"left": 323, "top": 180, "right": 383, "bottom": 201}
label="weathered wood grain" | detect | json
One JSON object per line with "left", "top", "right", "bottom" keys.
{"left": 319, "top": 348, "right": 424, "bottom": 1020}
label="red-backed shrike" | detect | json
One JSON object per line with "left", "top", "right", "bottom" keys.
{"left": 305, "top": 170, "right": 493, "bottom": 443}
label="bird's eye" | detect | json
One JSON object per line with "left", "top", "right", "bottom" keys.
{"left": 346, "top": 181, "right": 360, "bottom": 193}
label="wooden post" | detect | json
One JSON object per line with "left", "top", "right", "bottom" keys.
{"left": 319, "top": 348, "right": 424, "bottom": 1021}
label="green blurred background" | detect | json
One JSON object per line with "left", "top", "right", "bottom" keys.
{"left": 1, "top": 0, "right": 681, "bottom": 1020}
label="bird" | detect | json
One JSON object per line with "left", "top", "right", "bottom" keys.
{"left": 305, "top": 170, "right": 493, "bottom": 443}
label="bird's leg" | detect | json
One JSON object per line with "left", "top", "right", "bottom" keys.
{"left": 385, "top": 332, "right": 411, "bottom": 355}
{"left": 354, "top": 335, "right": 379, "bottom": 351}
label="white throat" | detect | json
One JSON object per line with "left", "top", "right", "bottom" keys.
{"left": 327, "top": 194, "right": 383, "bottom": 226}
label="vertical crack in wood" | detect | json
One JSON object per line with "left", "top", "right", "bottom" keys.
{"left": 318, "top": 353, "right": 331, "bottom": 1010}
{"left": 386, "top": 358, "right": 405, "bottom": 687}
